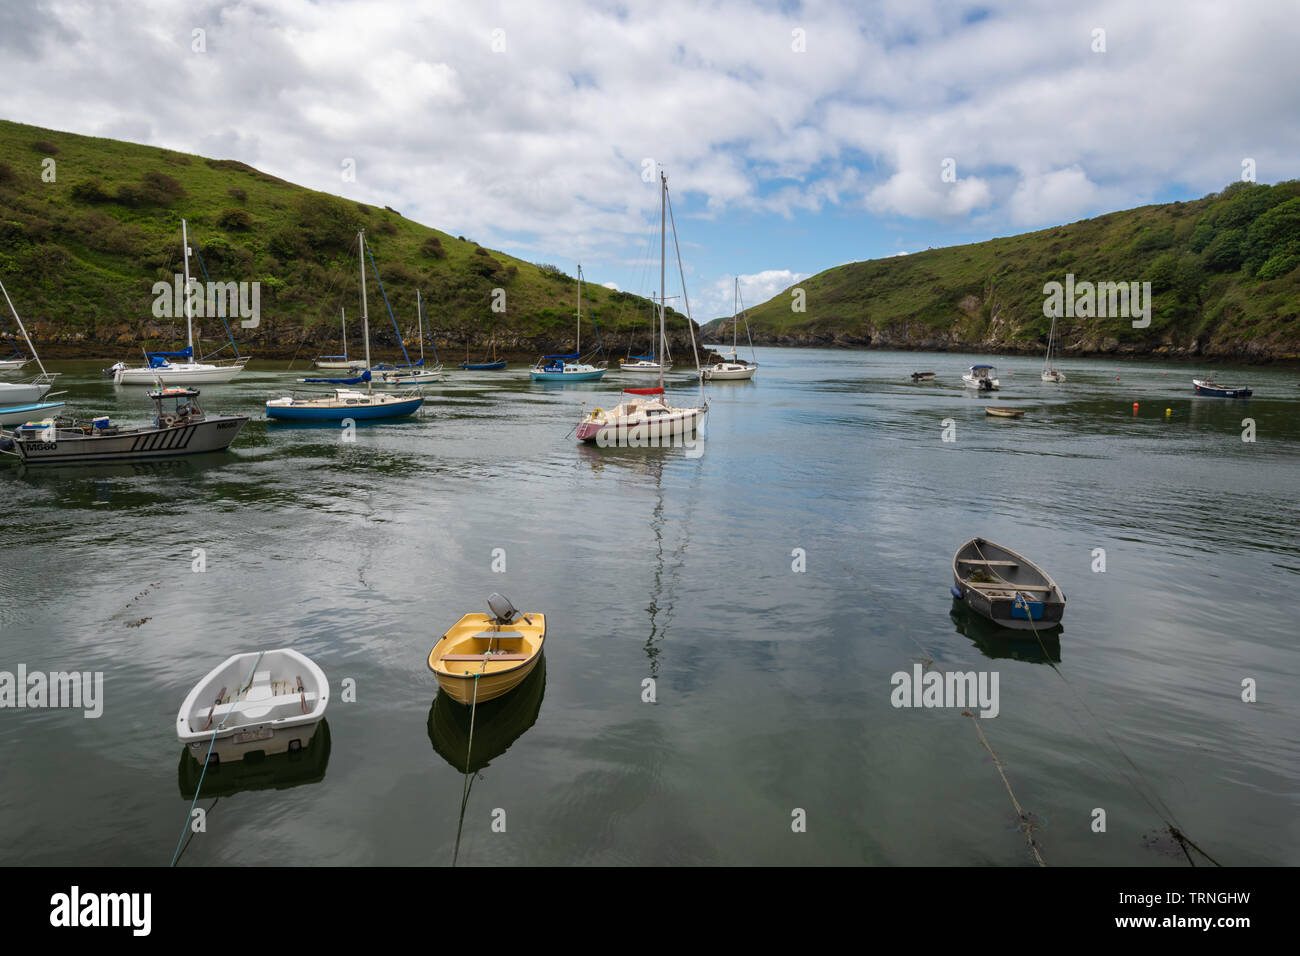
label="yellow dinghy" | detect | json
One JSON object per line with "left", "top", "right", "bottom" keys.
{"left": 428, "top": 593, "right": 545, "bottom": 706}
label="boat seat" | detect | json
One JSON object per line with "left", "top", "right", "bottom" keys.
{"left": 470, "top": 630, "right": 525, "bottom": 640}
{"left": 970, "top": 583, "right": 1052, "bottom": 592}
{"left": 441, "top": 653, "right": 531, "bottom": 662}
{"left": 209, "top": 691, "right": 318, "bottom": 726}
{"left": 958, "top": 559, "right": 1019, "bottom": 567}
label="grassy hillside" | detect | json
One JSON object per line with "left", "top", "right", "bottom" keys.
{"left": 740, "top": 181, "right": 1300, "bottom": 360}
{"left": 0, "top": 119, "right": 688, "bottom": 359}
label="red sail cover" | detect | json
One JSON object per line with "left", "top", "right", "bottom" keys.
{"left": 624, "top": 387, "right": 664, "bottom": 395}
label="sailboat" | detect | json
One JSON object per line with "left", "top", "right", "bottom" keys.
{"left": 1041, "top": 312, "right": 1066, "bottom": 382}
{"left": 0, "top": 280, "right": 60, "bottom": 410}
{"left": 266, "top": 231, "right": 424, "bottom": 421}
{"left": 576, "top": 170, "right": 708, "bottom": 445}
{"left": 461, "top": 337, "right": 506, "bottom": 371}
{"left": 0, "top": 306, "right": 31, "bottom": 372}
{"left": 111, "top": 220, "right": 250, "bottom": 385}
{"left": 619, "top": 303, "right": 672, "bottom": 375}
{"left": 700, "top": 278, "right": 758, "bottom": 381}
{"left": 313, "top": 308, "right": 363, "bottom": 370}
{"left": 376, "top": 290, "right": 443, "bottom": 386}
{"left": 530, "top": 265, "right": 606, "bottom": 382}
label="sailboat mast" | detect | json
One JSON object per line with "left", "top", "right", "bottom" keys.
{"left": 733, "top": 277, "right": 739, "bottom": 352}
{"left": 181, "top": 219, "right": 194, "bottom": 357}
{"left": 341, "top": 307, "right": 347, "bottom": 361}
{"left": 417, "top": 289, "right": 424, "bottom": 365}
{"left": 0, "top": 280, "right": 47, "bottom": 378}
{"left": 576, "top": 264, "right": 582, "bottom": 357}
{"left": 359, "top": 231, "right": 371, "bottom": 390}
{"left": 659, "top": 171, "right": 667, "bottom": 392}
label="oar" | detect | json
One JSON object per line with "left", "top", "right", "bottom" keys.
{"left": 296, "top": 675, "right": 307, "bottom": 714}
{"left": 201, "top": 686, "right": 227, "bottom": 730}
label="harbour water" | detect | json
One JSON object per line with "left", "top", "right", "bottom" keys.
{"left": 1, "top": 349, "right": 1296, "bottom": 865}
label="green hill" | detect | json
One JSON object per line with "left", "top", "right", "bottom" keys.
{"left": 740, "top": 181, "right": 1300, "bottom": 361}
{"left": 0, "top": 119, "right": 689, "bottom": 360}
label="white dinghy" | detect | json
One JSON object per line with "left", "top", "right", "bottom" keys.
{"left": 176, "top": 648, "right": 329, "bottom": 764}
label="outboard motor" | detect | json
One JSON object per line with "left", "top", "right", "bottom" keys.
{"left": 487, "top": 592, "right": 519, "bottom": 624}
{"left": 0, "top": 437, "right": 13, "bottom": 452}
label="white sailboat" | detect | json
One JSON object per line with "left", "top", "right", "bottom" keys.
{"left": 700, "top": 278, "right": 757, "bottom": 381}
{"left": 111, "top": 220, "right": 250, "bottom": 385}
{"left": 0, "top": 279, "right": 59, "bottom": 407}
{"left": 1042, "top": 312, "right": 1066, "bottom": 382}
{"left": 376, "top": 290, "right": 443, "bottom": 386}
{"left": 577, "top": 170, "right": 707, "bottom": 445}
{"left": 313, "top": 308, "right": 363, "bottom": 370}
{"left": 267, "top": 231, "right": 423, "bottom": 421}
{"left": 619, "top": 304, "right": 672, "bottom": 375}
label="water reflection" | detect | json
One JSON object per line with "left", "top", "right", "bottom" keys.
{"left": 427, "top": 658, "right": 546, "bottom": 774}
{"left": 176, "top": 719, "right": 332, "bottom": 799}
{"left": 949, "top": 601, "right": 1062, "bottom": 664}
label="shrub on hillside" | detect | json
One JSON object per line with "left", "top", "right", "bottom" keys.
{"left": 227, "top": 187, "right": 247, "bottom": 202}
{"left": 0, "top": 162, "right": 16, "bottom": 186}
{"left": 217, "top": 207, "right": 254, "bottom": 230}
{"left": 420, "top": 236, "right": 446, "bottom": 259}
{"left": 32, "top": 140, "right": 58, "bottom": 155}
{"left": 70, "top": 178, "right": 112, "bottom": 203}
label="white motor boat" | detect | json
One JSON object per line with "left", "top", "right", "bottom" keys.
{"left": 962, "top": 364, "right": 1000, "bottom": 391}
{"left": 176, "top": 648, "right": 329, "bottom": 763}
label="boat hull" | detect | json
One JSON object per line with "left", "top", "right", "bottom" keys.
{"left": 114, "top": 361, "right": 248, "bottom": 385}
{"left": 1041, "top": 370, "right": 1065, "bottom": 382}
{"left": 0, "top": 359, "right": 30, "bottom": 372}
{"left": 460, "top": 361, "right": 507, "bottom": 371}
{"left": 265, "top": 394, "right": 423, "bottom": 420}
{"left": 428, "top": 612, "right": 546, "bottom": 706}
{"left": 312, "top": 359, "right": 363, "bottom": 370}
{"left": 1193, "top": 380, "right": 1251, "bottom": 398}
{"left": 984, "top": 406, "right": 1024, "bottom": 418}
{"left": 0, "top": 382, "right": 53, "bottom": 404}
{"left": 2, "top": 416, "right": 248, "bottom": 465}
{"left": 576, "top": 406, "right": 705, "bottom": 444}
{"left": 530, "top": 368, "right": 605, "bottom": 382}
{"left": 0, "top": 401, "right": 66, "bottom": 427}
{"left": 701, "top": 365, "right": 755, "bottom": 381}
{"left": 951, "top": 538, "right": 1065, "bottom": 631}
{"left": 177, "top": 648, "right": 329, "bottom": 763}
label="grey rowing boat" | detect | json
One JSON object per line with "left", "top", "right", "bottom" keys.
{"left": 951, "top": 537, "right": 1065, "bottom": 630}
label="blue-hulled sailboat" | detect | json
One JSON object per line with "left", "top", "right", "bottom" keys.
{"left": 267, "top": 231, "right": 423, "bottom": 422}
{"left": 530, "top": 265, "right": 606, "bottom": 382}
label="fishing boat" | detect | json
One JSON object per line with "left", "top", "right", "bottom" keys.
{"left": 530, "top": 265, "right": 606, "bottom": 382}
{"left": 427, "top": 593, "right": 545, "bottom": 706}
{"left": 1041, "top": 312, "right": 1066, "bottom": 382}
{"left": 176, "top": 648, "right": 329, "bottom": 764}
{"left": 461, "top": 338, "right": 506, "bottom": 371}
{"left": 951, "top": 538, "right": 1066, "bottom": 630}
{"left": 577, "top": 171, "right": 709, "bottom": 445}
{"left": 700, "top": 277, "right": 757, "bottom": 382}
{"left": 0, "top": 387, "right": 248, "bottom": 465}
{"left": 1193, "top": 378, "right": 1252, "bottom": 398}
{"left": 267, "top": 231, "right": 424, "bottom": 422}
{"left": 0, "top": 280, "right": 58, "bottom": 404}
{"left": 111, "top": 220, "right": 250, "bottom": 385}
{"left": 313, "top": 308, "right": 363, "bottom": 370}
{"left": 962, "top": 364, "right": 999, "bottom": 391}
{"left": 375, "top": 289, "right": 443, "bottom": 386}
{"left": 0, "top": 401, "right": 66, "bottom": 427}
{"left": 910, "top": 371, "right": 936, "bottom": 381}
{"left": 984, "top": 405, "right": 1025, "bottom": 418}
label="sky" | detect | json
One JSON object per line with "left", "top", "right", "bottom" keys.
{"left": 3, "top": 0, "right": 1299, "bottom": 319}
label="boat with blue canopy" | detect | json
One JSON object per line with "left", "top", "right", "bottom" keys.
{"left": 266, "top": 231, "right": 423, "bottom": 422}
{"left": 530, "top": 265, "right": 606, "bottom": 382}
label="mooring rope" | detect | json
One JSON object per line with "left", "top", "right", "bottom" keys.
{"left": 169, "top": 651, "right": 265, "bottom": 867}
{"left": 452, "top": 651, "right": 490, "bottom": 867}
{"left": 968, "top": 541, "right": 1220, "bottom": 866}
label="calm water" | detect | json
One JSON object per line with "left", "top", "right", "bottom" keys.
{"left": 1, "top": 349, "right": 1297, "bottom": 866}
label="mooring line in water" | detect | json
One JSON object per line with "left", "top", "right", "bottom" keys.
{"left": 452, "top": 661, "right": 487, "bottom": 867}
{"left": 969, "top": 543, "right": 1221, "bottom": 867}
{"left": 169, "top": 653, "right": 264, "bottom": 867}
{"left": 843, "top": 563, "right": 1045, "bottom": 865}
